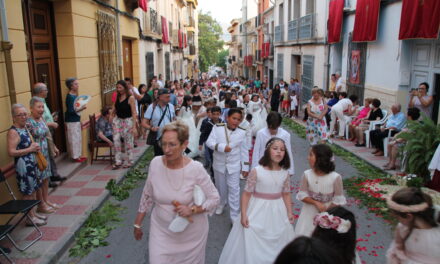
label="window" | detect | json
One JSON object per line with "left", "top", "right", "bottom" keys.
{"left": 97, "top": 10, "right": 118, "bottom": 106}
{"left": 288, "top": 0, "right": 292, "bottom": 21}
{"left": 165, "top": 52, "right": 171, "bottom": 81}
{"left": 146, "top": 52, "right": 154, "bottom": 83}
{"left": 277, "top": 53, "right": 284, "bottom": 82}
{"left": 279, "top": 3, "right": 284, "bottom": 25}
{"left": 306, "top": 0, "right": 315, "bottom": 14}
{"left": 294, "top": 0, "right": 301, "bottom": 19}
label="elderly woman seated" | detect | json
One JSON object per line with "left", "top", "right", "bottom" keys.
{"left": 96, "top": 106, "right": 114, "bottom": 146}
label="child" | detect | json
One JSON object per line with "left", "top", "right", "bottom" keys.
{"left": 295, "top": 144, "right": 346, "bottom": 236}
{"left": 312, "top": 206, "right": 361, "bottom": 264}
{"left": 219, "top": 137, "right": 295, "bottom": 264}
{"left": 290, "top": 91, "right": 298, "bottom": 118}
{"left": 386, "top": 187, "right": 440, "bottom": 264}
{"left": 206, "top": 108, "right": 250, "bottom": 221}
{"left": 199, "top": 106, "right": 222, "bottom": 175}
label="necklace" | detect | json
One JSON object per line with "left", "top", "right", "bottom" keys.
{"left": 164, "top": 157, "right": 185, "bottom": 191}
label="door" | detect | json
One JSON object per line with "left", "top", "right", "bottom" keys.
{"left": 433, "top": 74, "right": 440, "bottom": 124}
{"left": 302, "top": 55, "right": 314, "bottom": 104}
{"left": 269, "top": 69, "right": 274, "bottom": 89}
{"left": 145, "top": 52, "right": 154, "bottom": 84}
{"left": 23, "top": 0, "right": 65, "bottom": 151}
{"left": 122, "top": 39, "right": 133, "bottom": 80}
{"left": 346, "top": 33, "right": 366, "bottom": 103}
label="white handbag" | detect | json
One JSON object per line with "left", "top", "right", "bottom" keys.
{"left": 193, "top": 185, "right": 206, "bottom": 206}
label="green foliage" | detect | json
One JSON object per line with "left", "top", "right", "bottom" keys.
{"left": 106, "top": 148, "right": 154, "bottom": 201}
{"left": 406, "top": 176, "right": 424, "bottom": 188}
{"left": 69, "top": 202, "right": 124, "bottom": 257}
{"left": 396, "top": 116, "right": 440, "bottom": 181}
{"left": 216, "top": 49, "right": 229, "bottom": 71}
{"left": 282, "top": 119, "right": 306, "bottom": 139}
{"left": 198, "top": 11, "right": 224, "bottom": 72}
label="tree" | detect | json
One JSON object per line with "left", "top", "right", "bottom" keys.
{"left": 216, "top": 49, "right": 229, "bottom": 71}
{"left": 198, "top": 11, "right": 224, "bottom": 73}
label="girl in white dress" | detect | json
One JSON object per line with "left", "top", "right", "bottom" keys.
{"left": 312, "top": 206, "right": 361, "bottom": 264}
{"left": 386, "top": 187, "right": 440, "bottom": 264}
{"left": 219, "top": 137, "right": 295, "bottom": 264}
{"left": 178, "top": 95, "right": 199, "bottom": 158}
{"left": 248, "top": 94, "right": 268, "bottom": 137}
{"left": 295, "top": 144, "right": 346, "bottom": 236}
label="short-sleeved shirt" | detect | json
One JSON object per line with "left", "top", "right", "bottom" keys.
{"left": 96, "top": 117, "right": 113, "bottom": 140}
{"left": 368, "top": 108, "right": 383, "bottom": 121}
{"left": 144, "top": 103, "right": 175, "bottom": 139}
{"left": 333, "top": 98, "right": 352, "bottom": 112}
{"left": 41, "top": 98, "right": 54, "bottom": 124}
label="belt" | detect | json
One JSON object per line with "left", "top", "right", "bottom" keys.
{"left": 253, "top": 192, "right": 282, "bottom": 200}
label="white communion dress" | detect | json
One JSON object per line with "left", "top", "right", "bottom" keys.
{"left": 178, "top": 106, "right": 200, "bottom": 158}
{"left": 248, "top": 100, "right": 268, "bottom": 137}
{"left": 218, "top": 166, "right": 295, "bottom": 264}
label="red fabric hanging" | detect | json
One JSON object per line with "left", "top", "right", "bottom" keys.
{"left": 139, "top": 0, "right": 148, "bottom": 12}
{"left": 178, "top": 29, "right": 182, "bottom": 48}
{"left": 161, "top": 17, "right": 168, "bottom": 44}
{"left": 399, "top": 0, "right": 440, "bottom": 40}
{"left": 265, "top": 43, "right": 270, "bottom": 57}
{"left": 184, "top": 34, "right": 187, "bottom": 48}
{"left": 261, "top": 45, "right": 266, "bottom": 58}
{"left": 327, "top": 0, "right": 344, "bottom": 44}
{"left": 352, "top": 0, "right": 381, "bottom": 42}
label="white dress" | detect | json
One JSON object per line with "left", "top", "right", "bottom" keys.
{"left": 295, "top": 169, "right": 346, "bottom": 237}
{"left": 248, "top": 100, "right": 268, "bottom": 137}
{"left": 218, "top": 166, "right": 295, "bottom": 264}
{"left": 386, "top": 224, "right": 440, "bottom": 264}
{"left": 178, "top": 106, "right": 200, "bottom": 158}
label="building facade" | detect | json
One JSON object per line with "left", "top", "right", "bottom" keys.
{"left": 227, "top": 19, "right": 242, "bottom": 77}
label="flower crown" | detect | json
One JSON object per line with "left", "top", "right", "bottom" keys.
{"left": 313, "top": 212, "right": 352, "bottom": 234}
{"left": 265, "top": 137, "right": 286, "bottom": 149}
{"left": 386, "top": 196, "right": 429, "bottom": 213}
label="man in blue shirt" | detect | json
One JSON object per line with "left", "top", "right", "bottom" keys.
{"left": 370, "top": 104, "right": 406, "bottom": 156}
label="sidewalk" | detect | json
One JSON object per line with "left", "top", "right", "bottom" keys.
{"left": 0, "top": 141, "right": 148, "bottom": 264}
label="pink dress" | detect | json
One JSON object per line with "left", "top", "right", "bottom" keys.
{"left": 138, "top": 157, "right": 220, "bottom": 264}
{"left": 351, "top": 107, "right": 371, "bottom": 126}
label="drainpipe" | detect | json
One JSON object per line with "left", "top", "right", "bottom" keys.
{"left": 323, "top": 0, "right": 330, "bottom": 91}
{"left": 0, "top": 0, "right": 17, "bottom": 104}
{"left": 115, "top": 0, "right": 123, "bottom": 78}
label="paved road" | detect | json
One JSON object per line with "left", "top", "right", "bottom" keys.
{"left": 60, "top": 128, "right": 393, "bottom": 264}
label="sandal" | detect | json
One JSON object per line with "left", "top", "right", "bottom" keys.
{"left": 112, "top": 164, "right": 121, "bottom": 170}
{"left": 26, "top": 217, "right": 47, "bottom": 227}
{"left": 37, "top": 206, "right": 55, "bottom": 214}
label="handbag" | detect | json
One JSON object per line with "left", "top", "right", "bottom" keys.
{"left": 146, "top": 104, "right": 169, "bottom": 145}
{"left": 27, "top": 128, "right": 47, "bottom": 172}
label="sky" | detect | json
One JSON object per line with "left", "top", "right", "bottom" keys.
{"left": 198, "top": 0, "right": 242, "bottom": 41}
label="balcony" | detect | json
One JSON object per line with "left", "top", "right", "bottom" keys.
{"left": 189, "top": 44, "right": 196, "bottom": 55}
{"left": 186, "top": 16, "right": 196, "bottom": 29}
{"left": 172, "top": 30, "right": 179, "bottom": 47}
{"left": 274, "top": 25, "right": 284, "bottom": 43}
{"left": 287, "top": 19, "right": 299, "bottom": 41}
{"left": 142, "top": 9, "right": 162, "bottom": 39}
{"left": 299, "top": 14, "right": 315, "bottom": 40}
{"left": 231, "top": 35, "right": 237, "bottom": 43}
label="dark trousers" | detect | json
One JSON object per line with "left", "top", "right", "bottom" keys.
{"left": 153, "top": 141, "right": 164, "bottom": 156}
{"left": 370, "top": 129, "right": 398, "bottom": 151}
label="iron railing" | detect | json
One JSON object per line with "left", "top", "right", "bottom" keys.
{"left": 143, "top": 9, "right": 162, "bottom": 36}
{"left": 299, "top": 14, "right": 315, "bottom": 39}
{"left": 274, "top": 25, "right": 284, "bottom": 43}
{"left": 288, "top": 19, "right": 299, "bottom": 41}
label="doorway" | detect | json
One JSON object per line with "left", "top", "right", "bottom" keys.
{"left": 23, "top": 0, "right": 65, "bottom": 151}
{"left": 433, "top": 74, "right": 440, "bottom": 124}
{"left": 122, "top": 39, "right": 133, "bottom": 80}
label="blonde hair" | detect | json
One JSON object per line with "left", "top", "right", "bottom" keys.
{"left": 162, "top": 120, "right": 189, "bottom": 144}
{"left": 364, "top": 98, "right": 373, "bottom": 105}
{"left": 311, "top": 88, "right": 320, "bottom": 95}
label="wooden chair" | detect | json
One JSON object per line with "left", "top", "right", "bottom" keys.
{"left": 88, "top": 114, "right": 113, "bottom": 164}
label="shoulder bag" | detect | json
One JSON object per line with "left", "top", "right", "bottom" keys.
{"left": 146, "top": 104, "right": 169, "bottom": 145}
{"left": 26, "top": 128, "right": 47, "bottom": 172}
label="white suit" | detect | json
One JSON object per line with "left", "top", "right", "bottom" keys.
{"left": 206, "top": 123, "right": 250, "bottom": 222}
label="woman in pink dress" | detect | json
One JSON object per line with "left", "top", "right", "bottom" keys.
{"left": 134, "top": 120, "right": 220, "bottom": 264}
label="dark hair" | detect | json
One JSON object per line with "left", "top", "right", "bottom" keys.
{"left": 224, "top": 99, "right": 232, "bottom": 108}
{"left": 312, "top": 207, "right": 356, "bottom": 264}
{"left": 339, "top": 92, "right": 347, "bottom": 98}
{"left": 246, "top": 113, "right": 253, "bottom": 121}
{"left": 124, "top": 77, "right": 132, "bottom": 83}
{"left": 407, "top": 107, "right": 420, "bottom": 120}
{"left": 65, "top": 77, "right": 77, "bottom": 90}
{"left": 372, "top": 98, "right": 381, "bottom": 108}
{"left": 311, "top": 144, "right": 335, "bottom": 174}
{"left": 116, "top": 80, "right": 129, "bottom": 101}
{"left": 190, "top": 85, "right": 198, "bottom": 95}
{"left": 419, "top": 82, "right": 429, "bottom": 91}
{"left": 348, "top": 94, "right": 358, "bottom": 103}
{"left": 211, "top": 106, "right": 221, "bottom": 114}
{"left": 274, "top": 236, "right": 343, "bottom": 264}
{"left": 182, "top": 95, "right": 192, "bottom": 110}
{"left": 251, "top": 94, "right": 259, "bottom": 101}
{"left": 390, "top": 187, "right": 438, "bottom": 249}
{"left": 227, "top": 108, "right": 243, "bottom": 117}
{"left": 229, "top": 100, "right": 238, "bottom": 108}
{"left": 101, "top": 106, "right": 111, "bottom": 116}
{"left": 258, "top": 137, "right": 290, "bottom": 170}
{"left": 138, "top": 84, "right": 147, "bottom": 93}
{"left": 331, "top": 91, "right": 338, "bottom": 98}
{"left": 266, "top": 111, "right": 282, "bottom": 129}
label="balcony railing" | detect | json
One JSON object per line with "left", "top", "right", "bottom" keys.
{"left": 172, "top": 30, "right": 179, "bottom": 47}
{"left": 299, "top": 14, "right": 315, "bottom": 39}
{"left": 274, "top": 25, "right": 284, "bottom": 43}
{"left": 189, "top": 45, "right": 196, "bottom": 55}
{"left": 231, "top": 35, "right": 237, "bottom": 43}
{"left": 287, "top": 19, "right": 299, "bottom": 41}
{"left": 187, "top": 16, "right": 195, "bottom": 27}
{"left": 255, "top": 50, "right": 261, "bottom": 62}
{"left": 143, "top": 9, "right": 162, "bottom": 38}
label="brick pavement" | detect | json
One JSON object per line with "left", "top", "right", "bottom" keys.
{"left": 0, "top": 141, "right": 148, "bottom": 264}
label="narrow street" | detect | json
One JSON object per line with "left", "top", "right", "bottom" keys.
{"left": 60, "top": 127, "right": 393, "bottom": 264}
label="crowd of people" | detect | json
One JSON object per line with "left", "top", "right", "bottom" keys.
{"left": 5, "top": 74, "right": 439, "bottom": 263}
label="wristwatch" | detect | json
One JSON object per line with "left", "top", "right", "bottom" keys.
{"left": 133, "top": 224, "right": 142, "bottom": 229}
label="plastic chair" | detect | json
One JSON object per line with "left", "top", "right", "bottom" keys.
{"left": 343, "top": 106, "right": 365, "bottom": 139}
{"left": 364, "top": 109, "right": 388, "bottom": 148}
{"left": 0, "top": 171, "right": 42, "bottom": 252}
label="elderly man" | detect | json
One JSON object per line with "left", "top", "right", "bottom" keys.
{"left": 33, "top": 83, "right": 66, "bottom": 186}
{"left": 370, "top": 104, "right": 406, "bottom": 156}
{"left": 142, "top": 88, "right": 176, "bottom": 156}
{"left": 335, "top": 71, "right": 345, "bottom": 92}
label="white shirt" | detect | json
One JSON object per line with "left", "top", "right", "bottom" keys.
{"left": 251, "top": 127, "right": 295, "bottom": 176}
{"left": 336, "top": 77, "right": 345, "bottom": 92}
{"left": 132, "top": 87, "right": 140, "bottom": 114}
{"left": 332, "top": 98, "right": 352, "bottom": 112}
{"left": 157, "top": 80, "right": 165, "bottom": 88}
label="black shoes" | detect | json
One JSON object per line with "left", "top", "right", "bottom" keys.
{"left": 49, "top": 182, "right": 59, "bottom": 188}
{"left": 355, "top": 143, "right": 366, "bottom": 147}
{"left": 50, "top": 176, "right": 67, "bottom": 182}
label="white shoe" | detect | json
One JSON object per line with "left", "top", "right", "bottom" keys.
{"left": 215, "top": 205, "right": 224, "bottom": 215}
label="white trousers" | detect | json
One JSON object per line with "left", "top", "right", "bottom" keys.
{"left": 329, "top": 109, "right": 346, "bottom": 137}
{"left": 214, "top": 169, "right": 240, "bottom": 222}
{"left": 66, "top": 122, "right": 82, "bottom": 159}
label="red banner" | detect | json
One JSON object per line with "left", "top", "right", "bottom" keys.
{"left": 352, "top": 0, "right": 381, "bottom": 42}
{"left": 261, "top": 45, "right": 266, "bottom": 58}
{"left": 327, "top": 0, "right": 344, "bottom": 44}
{"left": 349, "top": 50, "right": 361, "bottom": 84}
{"left": 399, "top": 0, "right": 440, "bottom": 40}
{"left": 184, "top": 34, "right": 187, "bottom": 48}
{"left": 161, "top": 17, "right": 168, "bottom": 44}
{"left": 178, "top": 29, "right": 182, "bottom": 49}
{"left": 139, "top": 0, "right": 148, "bottom": 12}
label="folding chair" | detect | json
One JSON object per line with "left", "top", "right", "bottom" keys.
{"left": 0, "top": 171, "right": 42, "bottom": 252}
{"left": 0, "top": 225, "right": 14, "bottom": 263}
{"left": 89, "top": 114, "right": 113, "bottom": 164}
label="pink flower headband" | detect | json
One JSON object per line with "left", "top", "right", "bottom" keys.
{"left": 313, "top": 212, "right": 352, "bottom": 234}
{"left": 386, "top": 196, "right": 429, "bottom": 213}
